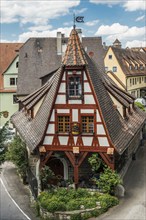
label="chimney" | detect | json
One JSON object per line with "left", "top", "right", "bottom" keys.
{"left": 57, "top": 32, "right": 62, "bottom": 55}
{"left": 76, "top": 29, "right": 82, "bottom": 42}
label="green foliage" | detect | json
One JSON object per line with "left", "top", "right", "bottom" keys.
{"left": 135, "top": 102, "right": 145, "bottom": 111}
{"left": 88, "top": 153, "right": 104, "bottom": 173}
{"left": 38, "top": 187, "right": 119, "bottom": 217}
{"left": 0, "top": 121, "right": 9, "bottom": 165}
{"left": 6, "top": 135, "right": 28, "bottom": 178}
{"left": 98, "top": 194, "right": 119, "bottom": 212}
{"left": 40, "top": 165, "right": 55, "bottom": 188}
{"left": 97, "top": 166, "right": 122, "bottom": 194}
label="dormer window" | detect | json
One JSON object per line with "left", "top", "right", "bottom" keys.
{"left": 67, "top": 73, "right": 82, "bottom": 99}
{"left": 129, "top": 64, "right": 132, "bottom": 70}
{"left": 140, "top": 64, "right": 144, "bottom": 70}
{"left": 135, "top": 64, "right": 138, "bottom": 70}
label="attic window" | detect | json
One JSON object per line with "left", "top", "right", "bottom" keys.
{"left": 135, "top": 64, "right": 138, "bottom": 70}
{"left": 109, "top": 55, "right": 112, "bottom": 59}
{"left": 129, "top": 64, "right": 132, "bottom": 70}
{"left": 67, "top": 74, "right": 82, "bottom": 99}
{"left": 16, "top": 61, "right": 19, "bottom": 68}
{"left": 140, "top": 64, "right": 144, "bottom": 70}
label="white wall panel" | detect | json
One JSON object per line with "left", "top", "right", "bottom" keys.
{"left": 43, "top": 136, "right": 53, "bottom": 145}
{"left": 68, "top": 100, "right": 82, "bottom": 104}
{"left": 72, "top": 109, "right": 78, "bottom": 121}
{"left": 55, "top": 95, "right": 66, "bottom": 104}
{"left": 98, "top": 137, "right": 109, "bottom": 147}
{"left": 73, "top": 136, "right": 78, "bottom": 145}
{"left": 84, "top": 72, "right": 87, "bottom": 80}
{"left": 57, "top": 109, "right": 69, "bottom": 113}
{"left": 62, "top": 73, "right": 66, "bottom": 81}
{"left": 50, "top": 110, "right": 55, "bottom": 121}
{"left": 46, "top": 124, "right": 55, "bottom": 134}
{"left": 58, "top": 83, "right": 66, "bottom": 93}
{"left": 84, "top": 95, "right": 95, "bottom": 104}
{"left": 82, "top": 137, "right": 93, "bottom": 146}
{"left": 97, "top": 124, "right": 106, "bottom": 135}
{"left": 58, "top": 136, "right": 68, "bottom": 145}
{"left": 96, "top": 110, "right": 101, "bottom": 122}
{"left": 81, "top": 109, "right": 94, "bottom": 113}
{"left": 84, "top": 82, "right": 92, "bottom": 92}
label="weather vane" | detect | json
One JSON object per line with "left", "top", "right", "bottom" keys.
{"left": 73, "top": 13, "right": 84, "bottom": 29}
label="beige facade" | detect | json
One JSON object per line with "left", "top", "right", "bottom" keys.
{"left": 104, "top": 46, "right": 146, "bottom": 98}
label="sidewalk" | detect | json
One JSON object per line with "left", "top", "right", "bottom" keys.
{"left": 0, "top": 162, "right": 40, "bottom": 220}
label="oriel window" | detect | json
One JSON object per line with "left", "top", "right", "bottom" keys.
{"left": 58, "top": 116, "right": 70, "bottom": 133}
{"left": 82, "top": 116, "right": 94, "bottom": 133}
{"left": 68, "top": 76, "right": 82, "bottom": 98}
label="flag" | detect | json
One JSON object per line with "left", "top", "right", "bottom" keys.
{"left": 75, "top": 16, "right": 84, "bottom": 23}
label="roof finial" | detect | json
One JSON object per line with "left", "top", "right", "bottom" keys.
{"left": 73, "top": 13, "right": 76, "bottom": 29}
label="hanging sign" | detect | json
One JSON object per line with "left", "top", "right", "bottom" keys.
{"left": 107, "top": 148, "right": 114, "bottom": 155}
{"left": 72, "top": 122, "right": 80, "bottom": 135}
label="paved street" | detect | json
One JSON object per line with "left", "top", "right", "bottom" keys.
{"left": 90, "top": 144, "right": 146, "bottom": 220}
{"left": 0, "top": 179, "right": 30, "bottom": 220}
{"left": 0, "top": 162, "right": 39, "bottom": 220}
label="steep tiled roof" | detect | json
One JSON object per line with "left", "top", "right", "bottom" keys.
{"left": 62, "top": 29, "right": 87, "bottom": 66}
{"left": 0, "top": 43, "right": 23, "bottom": 89}
{"left": 11, "top": 29, "right": 146, "bottom": 154}
{"left": 111, "top": 47, "right": 146, "bottom": 76}
{"left": 17, "top": 35, "right": 104, "bottom": 95}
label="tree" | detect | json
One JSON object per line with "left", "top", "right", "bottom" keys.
{"left": 0, "top": 121, "right": 9, "bottom": 165}
{"left": 88, "top": 153, "right": 104, "bottom": 173}
{"left": 6, "top": 135, "right": 29, "bottom": 180}
{"left": 97, "top": 166, "right": 122, "bottom": 195}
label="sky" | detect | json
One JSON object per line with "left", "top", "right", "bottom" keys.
{"left": 1, "top": 0, "right": 146, "bottom": 48}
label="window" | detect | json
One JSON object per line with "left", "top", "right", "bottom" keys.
{"left": 135, "top": 65, "right": 138, "bottom": 70}
{"left": 109, "top": 55, "right": 112, "bottom": 59}
{"left": 129, "top": 64, "right": 132, "bottom": 70}
{"left": 82, "top": 116, "right": 94, "bottom": 133}
{"left": 13, "top": 95, "right": 19, "bottom": 104}
{"left": 58, "top": 116, "right": 70, "bottom": 133}
{"left": 10, "top": 78, "right": 15, "bottom": 85}
{"left": 105, "top": 67, "right": 108, "bottom": 72}
{"left": 139, "top": 77, "right": 141, "bottom": 84}
{"left": 16, "top": 62, "right": 19, "bottom": 68}
{"left": 140, "top": 64, "right": 144, "bottom": 70}
{"left": 113, "top": 66, "right": 117, "bottom": 72}
{"left": 68, "top": 76, "right": 82, "bottom": 98}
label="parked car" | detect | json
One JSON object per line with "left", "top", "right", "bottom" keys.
{"left": 135, "top": 98, "right": 146, "bottom": 106}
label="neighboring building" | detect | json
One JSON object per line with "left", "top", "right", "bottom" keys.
{"left": 104, "top": 41, "right": 146, "bottom": 98}
{"left": 11, "top": 29, "right": 145, "bottom": 194}
{"left": 0, "top": 43, "right": 23, "bottom": 127}
{"left": 17, "top": 30, "right": 105, "bottom": 98}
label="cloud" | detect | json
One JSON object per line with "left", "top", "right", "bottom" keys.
{"left": 95, "top": 23, "right": 145, "bottom": 47}
{"left": 1, "top": 0, "right": 80, "bottom": 25}
{"left": 89, "top": 0, "right": 146, "bottom": 11}
{"left": 123, "top": 0, "right": 146, "bottom": 11}
{"left": 135, "top": 15, "right": 145, "bottom": 21}
{"left": 28, "top": 25, "right": 52, "bottom": 32}
{"left": 74, "top": 8, "right": 87, "bottom": 14}
{"left": 17, "top": 27, "right": 73, "bottom": 42}
{"left": 95, "top": 23, "right": 129, "bottom": 35}
{"left": 85, "top": 19, "right": 99, "bottom": 26}
{"left": 126, "top": 40, "right": 146, "bottom": 48}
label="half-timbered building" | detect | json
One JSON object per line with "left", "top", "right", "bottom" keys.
{"left": 11, "top": 28, "right": 146, "bottom": 191}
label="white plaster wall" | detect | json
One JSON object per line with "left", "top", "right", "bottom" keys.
{"left": 97, "top": 124, "right": 106, "bottom": 135}
{"left": 98, "top": 137, "right": 109, "bottom": 147}
{"left": 43, "top": 136, "right": 53, "bottom": 145}
{"left": 84, "top": 95, "right": 95, "bottom": 104}
{"left": 72, "top": 109, "right": 78, "bottom": 121}
{"left": 46, "top": 124, "right": 55, "bottom": 134}
{"left": 58, "top": 83, "right": 66, "bottom": 93}
{"left": 82, "top": 137, "right": 93, "bottom": 146}
{"left": 55, "top": 95, "right": 66, "bottom": 104}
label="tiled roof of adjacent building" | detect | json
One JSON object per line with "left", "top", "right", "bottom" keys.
{"left": 17, "top": 34, "right": 105, "bottom": 95}
{"left": 111, "top": 46, "right": 146, "bottom": 76}
{"left": 0, "top": 43, "right": 23, "bottom": 89}
{"left": 11, "top": 29, "right": 146, "bottom": 154}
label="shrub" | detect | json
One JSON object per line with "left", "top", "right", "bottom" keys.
{"left": 6, "top": 135, "right": 28, "bottom": 179}
{"left": 97, "top": 166, "right": 122, "bottom": 194}
{"left": 70, "top": 214, "right": 82, "bottom": 220}
{"left": 98, "top": 194, "right": 119, "bottom": 212}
